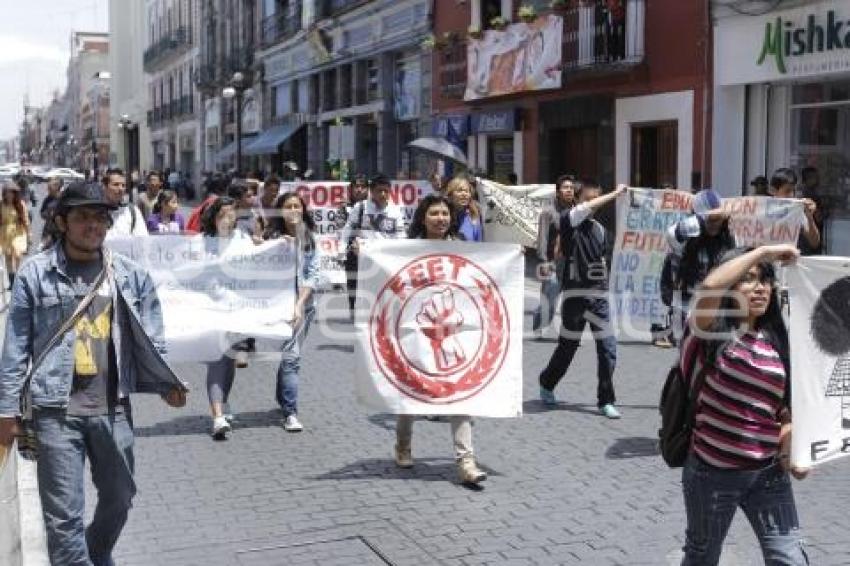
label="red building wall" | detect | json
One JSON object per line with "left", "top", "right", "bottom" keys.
{"left": 431, "top": 0, "right": 713, "bottom": 186}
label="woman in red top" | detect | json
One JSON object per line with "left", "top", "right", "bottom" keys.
{"left": 680, "top": 244, "right": 809, "bottom": 565}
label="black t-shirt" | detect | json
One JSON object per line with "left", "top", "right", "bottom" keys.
{"left": 560, "top": 214, "right": 610, "bottom": 291}
{"left": 65, "top": 257, "right": 121, "bottom": 416}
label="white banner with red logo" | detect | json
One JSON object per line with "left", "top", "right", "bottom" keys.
{"left": 282, "top": 180, "right": 433, "bottom": 285}
{"left": 788, "top": 257, "right": 850, "bottom": 469}
{"left": 355, "top": 240, "right": 524, "bottom": 417}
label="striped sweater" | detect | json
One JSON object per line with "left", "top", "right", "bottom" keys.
{"left": 680, "top": 328, "right": 787, "bottom": 469}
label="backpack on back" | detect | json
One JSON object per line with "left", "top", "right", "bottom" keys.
{"left": 658, "top": 344, "right": 715, "bottom": 468}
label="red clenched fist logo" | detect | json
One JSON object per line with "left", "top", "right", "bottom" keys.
{"left": 370, "top": 254, "right": 510, "bottom": 404}
{"left": 416, "top": 287, "right": 466, "bottom": 373}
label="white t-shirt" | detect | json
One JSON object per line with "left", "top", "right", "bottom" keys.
{"left": 107, "top": 205, "right": 149, "bottom": 239}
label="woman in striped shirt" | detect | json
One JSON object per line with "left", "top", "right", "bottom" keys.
{"left": 680, "top": 244, "right": 809, "bottom": 565}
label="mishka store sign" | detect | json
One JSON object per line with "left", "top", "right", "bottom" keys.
{"left": 758, "top": 10, "right": 850, "bottom": 74}
{"left": 716, "top": 1, "right": 850, "bottom": 86}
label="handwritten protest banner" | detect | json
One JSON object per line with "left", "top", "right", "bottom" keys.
{"left": 282, "top": 180, "right": 433, "bottom": 285}
{"left": 477, "top": 179, "right": 554, "bottom": 248}
{"left": 788, "top": 257, "right": 850, "bottom": 469}
{"left": 108, "top": 236, "right": 297, "bottom": 362}
{"left": 611, "top": 188, "right": 693, "bottom": 332}
{"left": 722, "top": 196, "right": 805, "bottom": 247}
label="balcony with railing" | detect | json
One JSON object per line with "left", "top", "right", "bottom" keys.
{"left": 561, "top": 0, "right": 644, "bottom": 70}
{"left": 143, "top": 26, "right": 191, "bottom": 73}
{"left": 261, "top": 1, "right": 303, "bottom": 48}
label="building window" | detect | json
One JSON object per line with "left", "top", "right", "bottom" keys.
{"left": 630, "top": 121, "right": 677, "bottom": 189}
{"left": 291, "top": 79, "right": 299, "bottom": 113}
{"left": 366, "top": 58, "right": 380, "bottom": 102}
{"left": 323, "top": 69, "right": 337, "bottom": 111}
{"left": 340, "top": 64, "right": 352, "bottom": 108}
{"left": 273, "top": 83, "right": 291, "bottom": 117}
{"left": 790, "top": 79, "right": 850, "bottom": 254}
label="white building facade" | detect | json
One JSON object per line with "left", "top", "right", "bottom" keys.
{"left": 712, "top": 0, "right": 850, "bottom": 254}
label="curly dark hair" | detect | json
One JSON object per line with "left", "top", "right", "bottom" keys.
{"left": 407, "top": 194, "right": 461, "bottom": 240}
{"left": 200, "top": 196, "right": 236, "bottom": 236}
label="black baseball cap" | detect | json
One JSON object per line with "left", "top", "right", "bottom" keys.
{"left": 370, "top": 174, "right": 391, "bottom": 188}
{"left": 57, "top": 181, "right": 118, "bottom": 212}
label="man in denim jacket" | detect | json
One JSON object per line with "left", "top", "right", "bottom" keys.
{"left": 0, "top": 182, "right": 188, "bottom": 566}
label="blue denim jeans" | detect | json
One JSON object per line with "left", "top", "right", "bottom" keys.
{"left": 681, "top": 454, "right": 808, "bottom": 566}
{"left": 34, "top": 408, "right": 136, "bottom": 566}
{"left": 531, "top": 262, "right": 563, "bottom": 332}
{"left": 275, "top": 307, "right": 315, "bottom": 417}
{"left": 539, "top": 295, "right": 617, "bottom": 407}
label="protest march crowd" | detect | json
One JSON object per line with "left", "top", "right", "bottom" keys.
{"left": 0, "top": 164, "right": 839, "bottom": 565}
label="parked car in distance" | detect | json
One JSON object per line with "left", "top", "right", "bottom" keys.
{"left": 44, "top": 167, "right": 85, "bottom": 180}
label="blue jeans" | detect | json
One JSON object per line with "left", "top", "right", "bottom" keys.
{"left": 539, "top": 294, "right": 617, "bottom": 407}
{"left": 531, "top": 262, "right": 563, "bottom": 332}
{"left": 275, "top": 307, "right": 315, "bottom": 417}
{"left": 34, "top": 408, "right": 136, "bottom": 566}
{"left": 681, "top": 454, "right": 808, "bottom": 566}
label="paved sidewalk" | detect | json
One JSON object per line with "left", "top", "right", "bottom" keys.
{"left": 92, "top": 290, "right": 850, "bottom": 566}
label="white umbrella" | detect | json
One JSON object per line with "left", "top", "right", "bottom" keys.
{"left": 407, "top": 137, "right": 468, "bottom": 166}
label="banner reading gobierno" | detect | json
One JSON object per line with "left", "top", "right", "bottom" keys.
{"left": 283, "top": 180, "right": 433, "bottom": 285}
{"left": 355, "top": 240, "right": 524, "bottom": 417}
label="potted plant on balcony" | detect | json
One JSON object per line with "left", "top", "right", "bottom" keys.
{"left": 518, "top": 4, "right": 538, "bottom": 23}
{"left": 489, "top": 16, "right": 508, "bottom": 30}
{"left": 467, "top": 25, "right": 483, "bottom": 40}
{"left": 421, "top": 33, "right": 437, "bottom": 51}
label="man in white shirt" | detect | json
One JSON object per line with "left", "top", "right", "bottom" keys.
{"left": 102, "top": 168, "right": 149, "bottom": 238}
{"left": 339, "top": 174, "right": 407, "bottom": 318}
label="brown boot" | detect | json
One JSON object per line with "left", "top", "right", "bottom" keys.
{"left": 395, "top": 444, "right": 413, "bottom": 468}
{"left": 457, "top": 456, "right": 487, "bottom": 484}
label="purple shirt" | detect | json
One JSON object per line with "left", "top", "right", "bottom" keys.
{"left": 146, "top": 212, "right": 186, "bottom": 234}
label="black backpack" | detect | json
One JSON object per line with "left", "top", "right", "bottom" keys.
{"left": 658, "top": 346, "right": 715, "bottom": 468}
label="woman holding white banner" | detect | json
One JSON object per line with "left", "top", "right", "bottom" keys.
{"left": 680, "top": 244, "right": 809, "bottom": 565}
{"left": 445, "top": 176, "right": 484, "bottom": 242}
{"left": 263, "top": 192, "right": 320, "bottom": 433}
{"left": 393, "top": 194, "right": 487, "bottom": 486}
{"left": 200, "top": 196, "right": 256, "bottom": 439}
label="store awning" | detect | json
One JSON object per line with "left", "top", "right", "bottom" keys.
{"left": 243, "top": 123, "right": 302, "bottom": 156}
{"left": 216, "top": 135, "right": 257, "bottom": 163}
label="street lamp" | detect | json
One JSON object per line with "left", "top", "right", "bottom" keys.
{"left": 117, "top": 114, "right": 137, "bottom": 194}
{"left": 222, "top": 71, "right": 251, "bottom": 175}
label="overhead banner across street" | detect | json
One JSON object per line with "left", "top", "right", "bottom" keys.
{"left": 107, "top": 236, "right": 297, "bottom": 362}
{"left": 788, "top": 257, "right": 850, "bottom": 469}
{"left": 283, "top": 180, "right": 433, "bottom": 285}
{"left": 355, "top": 240, "right": 524, "bottom": 417}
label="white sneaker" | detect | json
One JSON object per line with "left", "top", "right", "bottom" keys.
{"left": 283, "top": 414, "right": 303, "bottom": 432}
{"left": 212, "top": 416, "right": 231, "bottom": 439}
{"left": 223, "top": 403, "right": 234, "bottom": 423}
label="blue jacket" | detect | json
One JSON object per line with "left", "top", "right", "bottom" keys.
{"left": 0, "top": 244, "right": 188, "bottom": 416}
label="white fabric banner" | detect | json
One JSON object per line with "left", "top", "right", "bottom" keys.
{"left": 108, "top": 236, "right": 296, "bottom": 362}
{"left": 788, "top": 257, "right": 850, "bottom": 469}
{"left": 282, "top": 180, "right": 433, "bottom": 285}
{"left": 611, "top": 190, "right": 806, "bottom": 328}
{"left": 355, "top": 240, "right": 524, "bottom": 417}
{"left": 722, "top": 196, "right": 805, "bottom": 248}
{"left": 611, "top": 188, "right": 693, "bottom": 330}
{"left": 465, "top": 15, "right": 563, "bottom": 101}
{"left": 477, "top": 179, "right": 554, "bottom": 248}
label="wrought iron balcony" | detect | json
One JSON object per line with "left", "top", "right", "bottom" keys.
{"left": 261, "top": 1, "right": 303, "bottom": 48}
{"left": 143, "top": 27, "right": 191, "bottom": 73}
{"left": 561, "top": 0, "right": 644, "bottom": 70}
